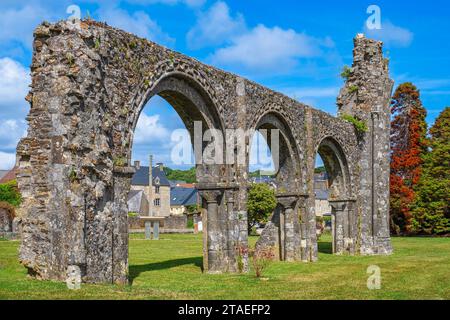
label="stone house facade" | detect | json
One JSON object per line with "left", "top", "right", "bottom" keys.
{"left": 130, "top": 162, "right": 171, "bottom": 217}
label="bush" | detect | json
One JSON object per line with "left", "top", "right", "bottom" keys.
{"left": 247, "top": 183, "right": 277, "bottom": 232}
{"left": 251, "top": 247, "right": 275, "bottom": 278}
{"left": 0, "top": 180, "right": 22, "bottom": 207}
{"left": 0, "top": 201, "right": 15, "bottom": 221}
{"left": 340, "top": 114, "right": 368, "bottom": 133}
{"left": 340, "top": 65, "right": 352, "bottom": 79}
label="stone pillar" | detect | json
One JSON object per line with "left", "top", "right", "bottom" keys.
{"left": 336, "top": 34, "right": 394, "bottom": 255}
{"left": 111, "top": 166, "right": 135, "bottom": 284}
{"left": 225, "top": 190, "right": 240, "bottom": 273}
{"left": 277, "top": 196, "right": 299, "bottom": 262}
{"left": 199, "top": 189, "right": 225, "bottom": 273}
{"left": 297, "top": 196, "right": 310, "bottom": 262}
{"left": 329, "top": 199, "right": 357, "bottom": 255}
{"left": 329, "top": 201, "right": 347, "bottom": 255}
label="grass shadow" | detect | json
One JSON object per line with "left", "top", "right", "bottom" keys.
{"left": 318, "top": 241, "right": 333, "bottom": 254}
{"left": 129, "top": 257, "right": 203, "bottom": 284}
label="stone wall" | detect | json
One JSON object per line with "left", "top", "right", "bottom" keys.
{"left": 16, "top": 20, "right": 393, "bottom": 284}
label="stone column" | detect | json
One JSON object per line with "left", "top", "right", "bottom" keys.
{"left": 199, "top": 189, "right": 225, "bottom": 273}
{"left": 225, "top": 190, "right": 240, "bottom": 272}
{"left": 111, "top": 166, "right": 135, "bottom": 284}
{"left": 297, "top": 195, "right": 310, "bottom": 262}
{"left": 329, "top": 201, "right": 347, "bottom": 255}
{"left": 277, "top": 196, "right": 299, "bottom": 262}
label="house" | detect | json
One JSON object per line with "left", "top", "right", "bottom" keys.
{"left": 315, "top": 189, "right": 331, "bottom": 217}
{"left": 170, "top": 186, "right": 199, "bottom": 216}
{"left": 314, "top": 172, "right": 329, "bottom": 191}
{"left": 129, "top": 161, "right": 171, "bottom": 217}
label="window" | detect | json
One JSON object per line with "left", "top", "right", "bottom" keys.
{"left": 155, "top": 186, "right": 160, "bottom": 194}
{"left": 154, "top": 198, "right": 160, "bottom": 206}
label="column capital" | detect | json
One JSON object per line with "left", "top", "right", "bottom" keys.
{"left": 276, "top": 196, "right": 298, "bottom": 210}
{"left": 329, "top": 200, "right": 348, "bottom": 211}
{"left": 199, "top": 189, "right": 223, "bottom": 204}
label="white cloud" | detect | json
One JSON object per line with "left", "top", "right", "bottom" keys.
{"left": 0, "top": 119, "right": 27, "bottom": 150}
{"left": 133, "top": 113, "right": 170, "bottom": 144}
{"left": 283, "top": 86, "right": 340, "bottom": 99}
{"left": 97, "top": 7, "right": 175, "bottom": 45}
{"left": 0, "top": 58, "right": 30, "bottom": 120}
{"left": 0, "top": 151, "right": 16, "bottom": 170}
{"left": 187, "top": 1, "right": 246, "bottom": 49}
{"left": 126, "top": 0, "right": 206, "bottom": 7}
{"left": 0, "top": 5, "right": 52, "bottom": 49}
{"left": 211, "top": 24, "right": 334, "bottom": 73}
{"left": 364, "top": 20, "right": 413, "bottom": 48}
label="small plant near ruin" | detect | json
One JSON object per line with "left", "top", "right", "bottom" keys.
{"left": 94, "top": 38, "right": 101, "bottom": 50}
{"left": 129, "top": 40, "right": 137, "bottom": 49}
{"left": 340, "top": 113, "right": 368, "bottom": 133}
{"left": 113, "top": 156, "right": 127, "bottom": 167}
{"left": 340, "top": 65, "right": 352, "bottom": 80}
{"left": 68, "top": 167, "right": 78, "bottom": 183}
{"left": 348, "top": 85, "right": 359, "bottom": 94}
{"left": 235, "top": 244, "right": 248, "bottom": 273}
{"left": 66, "top": 53, "right": 75, "bottom": 67}
{"left": 251, "top": 247, "right": 275, "bottom": 279}
{"left": 169, "top": 52, "right": 175, "bottom": 64}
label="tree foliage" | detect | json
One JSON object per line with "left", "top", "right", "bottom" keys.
{"left": 0, "top": 180, "right": 22, "bottom": 207}
{"left": 411, "top": 107, "right": 450, "bottom": 235}
{"left": 164, "top": 167, "right": 197, "bottom": 183}
{"left": 390, "top": 83, "right": 428, "bottom": 234}
{"left": 247, "top": 183, "right": 277, "bottom": 231}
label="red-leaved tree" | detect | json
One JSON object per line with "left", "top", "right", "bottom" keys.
{"left": 390, "top": 83, "right": 428, "bottom": 234}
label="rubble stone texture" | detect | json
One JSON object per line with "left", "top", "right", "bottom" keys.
{"left": 16, "top": 21, "right": 393, "bottom": 284}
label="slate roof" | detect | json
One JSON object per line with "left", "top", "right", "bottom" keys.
{"left": 131, "top": 166, "right": 171, "bottom": 186}
{"left": 170, "top": 187, "right": 198, "bottom": 206}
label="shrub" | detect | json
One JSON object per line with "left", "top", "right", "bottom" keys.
{"left": 348, "top": 85, "right": 359, "bottom": 94}
{"left": 0, "top": 180, "right": 22, "bottom": 207}
{"left": 340, "top": 114, "right": 368, "bottom": 133}
{"left": 251, "top": 247, "right": 275, "bottom": 278}
{"left": 340, "top": 65, "right": 352, "bottom": 79}
{"left": 0, "top": 201, "right": 16, "bottom": 221}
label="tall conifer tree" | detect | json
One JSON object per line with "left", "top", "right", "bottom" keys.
{"left": 390, "top": 83, "right": 428, "bottom": 234}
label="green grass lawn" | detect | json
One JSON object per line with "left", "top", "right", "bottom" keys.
{"left": 0, "top": 234, "right": 449, "bottom": 300}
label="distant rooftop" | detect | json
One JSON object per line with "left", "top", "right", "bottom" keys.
{"left": 131, "top": 166, "right": 170, "bottom": 187}
{"left": 170, "top": 187, "right": 198, "bottom": 206}
{"left": 0, "top": 167, "right": 17, "bottom": 184}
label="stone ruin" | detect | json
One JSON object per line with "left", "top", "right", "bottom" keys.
{"left": 16, "top": 20, "right": 393, "bottom": 284}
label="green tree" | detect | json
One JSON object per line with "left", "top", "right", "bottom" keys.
{"left": 164, "top": 167, "right": 197, "bottom": 183}
{"left": 411, "top": 107, "right": 450, "bottom": 235}
{"left": 0, "top": 180, "right": 22, "bottom": 207}
{"left": 247, "top": 183, "right": 277, "bottom": 232}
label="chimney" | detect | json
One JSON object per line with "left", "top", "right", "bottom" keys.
{"left": 134, "top": 160, "right": 140, "bottom": 170}
{"left": 157, "top": 162, "right": 164, "bottom": 172}
{"left": 148, "top": 155, "right": 153, "bottom": 216}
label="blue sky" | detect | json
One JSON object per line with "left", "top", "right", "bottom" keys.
{"left": 0, "top": 0, "right": 449, "bottom": 170}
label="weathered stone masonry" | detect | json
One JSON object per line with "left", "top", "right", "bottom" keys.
{"left": 16, "top": 20, "right": 393, "bottom": 284}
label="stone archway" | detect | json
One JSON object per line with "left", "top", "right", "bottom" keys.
{"left": 16, "top": 20, "right": 393, "bottom": 284}
{"left": 253, "top": 112, "right": 311, "bottom": 262}
{"left": 315, "top": 137, "right": 356, "bottom": 255}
